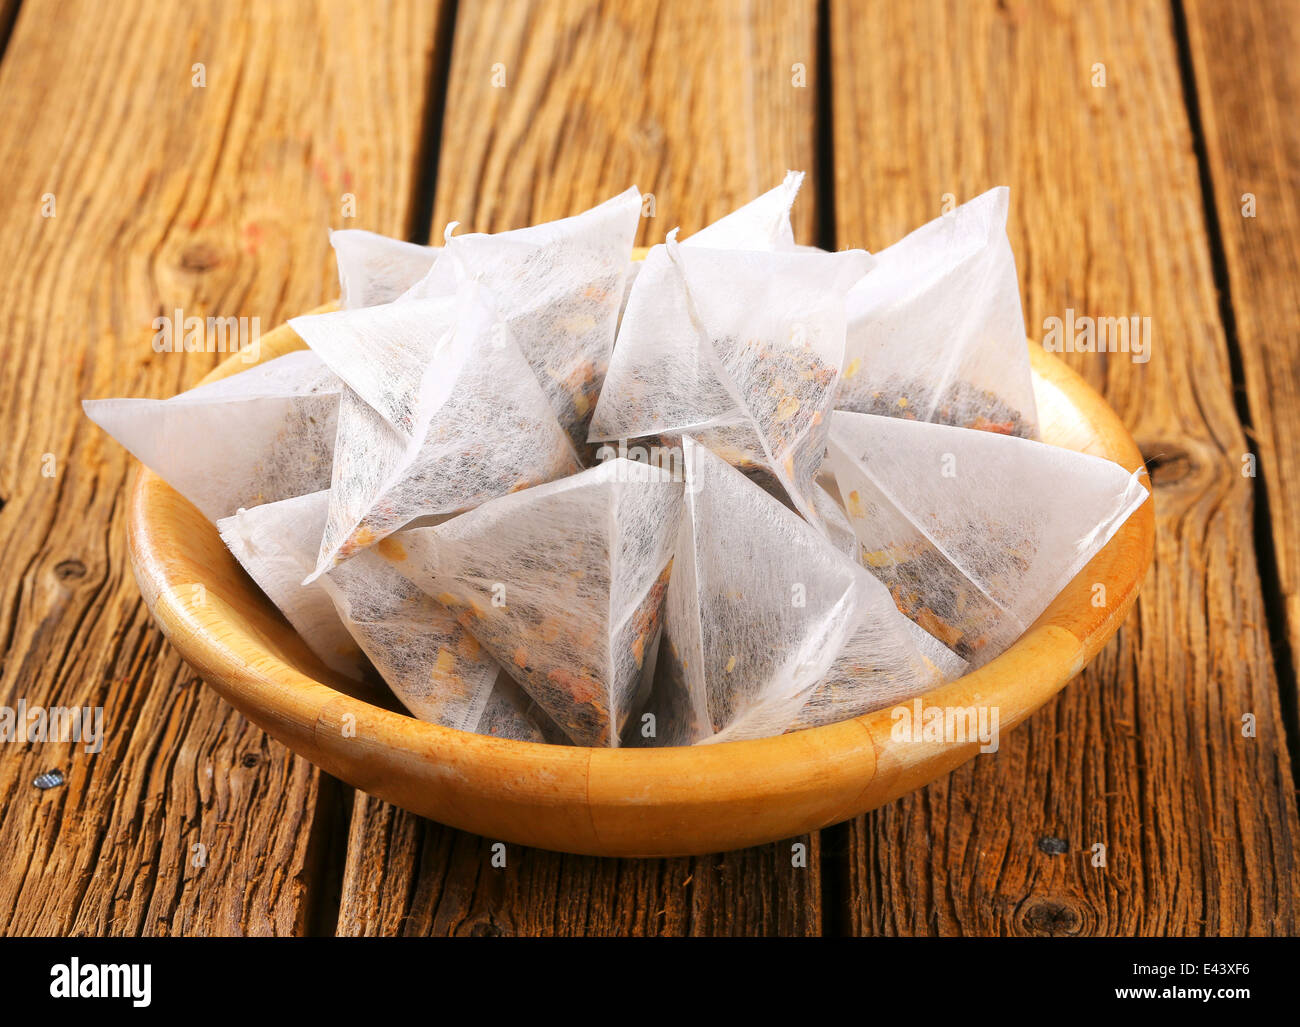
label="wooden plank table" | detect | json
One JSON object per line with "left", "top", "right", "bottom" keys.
{"left": 0, "top": 0, "right": 1295, "bottom": 936}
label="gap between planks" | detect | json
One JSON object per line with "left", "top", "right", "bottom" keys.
{"left": 1169, "top": 0, "right": 1300, "bottom": 789}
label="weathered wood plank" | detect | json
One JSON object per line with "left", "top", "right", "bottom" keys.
{"left": 1182, "top": 0, "right": 1300, "bottom": 700}
{"left": 337, "top": 792, "right": 820, "bottom": 936}
{"left": 0, "top": 0, "right": 441, "bottom": 935}
{"left": 335, "top": 0, "right": 826, "bottom": 937}
{"left": 831, "top": 0, "right": 1299, "bottom": 935}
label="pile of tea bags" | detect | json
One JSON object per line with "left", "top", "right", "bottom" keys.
{"left": 85, "top": 176, "right": 1149, "bottom": 748}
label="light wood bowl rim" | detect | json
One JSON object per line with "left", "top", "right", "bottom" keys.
{"left": 125, "top": 275, "right": 1154, "bottom": 857}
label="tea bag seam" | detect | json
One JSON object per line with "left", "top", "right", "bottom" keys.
{"left": 305, "top": 387, "right": 427, "bottom": 582}
{"left": 675, "top": 476, "right": 714, "bottom": 734}
{"left": 664, "top": 234, "right": 822, "bottom": 525}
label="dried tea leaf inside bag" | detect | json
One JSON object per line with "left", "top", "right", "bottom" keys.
{"left": 403, "top": 188, "right": 643, "bottom": 452}
{"left": 324, "top": 540, "right": 560, "bottom": 740}
{"left": 220, "top": 491, "right": 556, "bottom": 740}
{"left": 838, "top": 187, "right": 1039, "bottom": 438}
{"left": 475, "top": 673, "right": 569, "bottom": 744}
{"left": 330, "top": 229, "right": 439, "bottom": 309}
{"left": 83, "top": 350, "right": 341, "bottom": 522}
{"left": 825, "top": 410, "right": 1150, "bottom": 667}
{"left": 308, "top": 283, "right": 581, "bottom": 579}
{"left": 590, "top": 238, "right": 873, "bottom": 527}
{"left": 785, "top": 615, "right": 965, "bottom": 733}
{"left": 391, "top": 458, "right": 683, "bottom": 747}
{"left": 648, "top": 439, "right": 963, "bottom": 745}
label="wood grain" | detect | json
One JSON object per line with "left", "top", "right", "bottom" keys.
{"left": 337, "top": 793, "right": 821, "bottom": 936}
{"left": 831, "top": 0, "right": 1299, "bottom": 935}
{"left": 0, "top": 0, "right": 441, "bottom": 934}
{"left": 428, "top": 0, "right": 819, "bottom": 241}
{"left": 1182, "top": 0, "right": 1300, "bottom": 700}
{"left": 335, "top": 0, "right": 827, "bottom": 936}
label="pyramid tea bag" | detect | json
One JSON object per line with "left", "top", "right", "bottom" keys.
{"left": 84, "top": 350, "right": 341, "bottom": 522}
{"left": 403, "top": 188, "right": 643, "bottom": 451}
{"left": 306, "top": 283, "right": 582, "bottom": 579}
{"left": 324, "top": 543, "right": 562, "bottom": 741}
{"left": 291, "top": 294, "right": 461, "bottom": 443}
{"left": 618, "top": 172, "right": 807, "bottom": 319}
{"left": 837, "top": 187, "right": 1039, "bottom": 439}
{"left": 647, "top": 439, "right": 963, "bottom": 745}
{"left": 590, "top": 237, "right": 873, "bottom": 527}
{"left": 619, "top": 171, "right": 808, "bottom": 322}
{"left": 825, "top": 410, "right": 1149, "bottom": 667}
{"left": 390, "top": 457, "right": 683, "bottom": 747}
{"left": 220, "top": 491, "right": 558, "bottom": 740}
{"left": 217, "top": 490, "right": 366, "bottom": 679}
{"left": 330, "top": 229, "right": 439, "bottom": 309}
{"left": 686, "top": 170, "right": 804, "bottom": 250}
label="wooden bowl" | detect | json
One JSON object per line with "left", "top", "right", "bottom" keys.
{"left": 127, "top": 298, "right": 1154, "bottom": 857}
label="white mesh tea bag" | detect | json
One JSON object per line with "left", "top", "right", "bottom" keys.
{"left": 403, "top": 188, "right": 643, "bottom": 452}
{"left": 290, "top": 294, "right": 462, "bottom": 443}
{"left": 617, "top": 172, "right": 807, "bottom": 325}
{"left": 324, "top": 544, "right": 560, "bottom": 740}
{"left": 590, "top": 237, "right": 873, "bottom": 527}
{"left": 475, "top": 673, "right": 569, "bottom": 744}
{"left": 618, "top": 171, "right": 806, "bottom": 321}
{"left": 648, "top": 438, "right": 963, "bottom": 745}
{"left": 217, "top": 490, "right": 366, "bottom": 679}
{"left": 390, "top": 457, "right": 683, "bottom": 747}
{"left": 686, "top": 170, "right": 804, "bottom": 250}
{"left": 330, "top": 229, "right": 439, "bottom": 309}
{"left": 220, "top": 491, "right": 558, "bottom": 740}
{"left": 825, "top": 410, "right": 1150, "bottom": 667}
{"left": 306, "top": 284, "right": 582, "bottom": 579}
{"left": 837, "top": 187, "right": 1039, "bottom": 438}
{"left": 84, "top": 350, "right": 341, "bottom": 522}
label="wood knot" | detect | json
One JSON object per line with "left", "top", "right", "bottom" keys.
{"left": 179, "top": 242, "right": 223, "bottom": 272}
{"left": 467, "top": 920, "right": 505, "bottom": 937}
{"left": 630, "top": 119, "right": 665, "bottom": 149}
{"left": 1018, "top": 897, "right": 1083, "bottom": 937}
{"left": 1138, "top": 441, "right": 1194, "bottom": 488}
{"left": 54, "top": 559, "right": 86, "bottom": 581}
{"left": 240, "top": 752, "right": 260, "bottom": 768}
